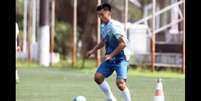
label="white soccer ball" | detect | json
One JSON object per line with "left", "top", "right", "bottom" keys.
{"left": 72, "top": 96, "right": 87, "bottom": 101}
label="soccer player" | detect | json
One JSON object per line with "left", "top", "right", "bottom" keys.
{"left": 87, "top": 3, "right": 131, "bottom": 101}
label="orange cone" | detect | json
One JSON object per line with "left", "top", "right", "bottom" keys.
{"left": 154, "top": 78, "right": 165, "bottom": 101}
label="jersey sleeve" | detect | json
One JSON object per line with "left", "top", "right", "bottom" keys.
{"left": 112, "top": 24, "right": 128, "bottom": 44}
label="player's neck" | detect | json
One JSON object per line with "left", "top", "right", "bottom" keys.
{"left": 104, "top": 17, "right": 111, "bottom": 25}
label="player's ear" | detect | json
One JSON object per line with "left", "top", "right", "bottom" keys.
{"left": 108, "top": 11, "right": 112, "bottom": 16}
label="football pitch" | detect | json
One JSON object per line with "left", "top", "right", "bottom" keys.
{"left": 16, "top": 67, "right": 184, "bottom": 101}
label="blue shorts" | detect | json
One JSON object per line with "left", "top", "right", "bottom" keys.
{"left": 96, "top": 59, "right": 129, "bottom": 80}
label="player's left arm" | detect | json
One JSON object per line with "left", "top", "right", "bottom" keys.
{"left": 105, "top": 35, "right": 126, "bottom": 61}
{"left": 110, "top": 36, "right": 126, "bottom": 57}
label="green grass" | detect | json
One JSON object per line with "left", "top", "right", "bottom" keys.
{"left": 16, "top": 58, "right": 97, "bottom": 69}
{"left": 128, "top": 67, "right": 185, "bottom": 79}
{"left": 16, "top": 59, "right": 185, "bottom": 79}
{"left": 16, "top": 65, "right": 185, "bottom": 101}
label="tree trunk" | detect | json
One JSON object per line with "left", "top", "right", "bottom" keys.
{"left": 55, "top": 0, "right": 125, "bottom": 58}
{"left": 79, "top": 0, "right": 97, "bottom": 58}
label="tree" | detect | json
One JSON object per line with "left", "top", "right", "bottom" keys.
{"left": 55, "top": 0, "right": 143, "bottom": 58}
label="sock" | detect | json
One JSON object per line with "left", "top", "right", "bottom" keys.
{"left": 99, "top": 80, "right": 115, "bottom": 99}
{"left": 121, "top": 87, "right": 131, "bottom": 101}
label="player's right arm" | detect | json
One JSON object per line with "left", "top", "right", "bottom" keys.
{"left": 87, "top": 40, "right": 105, "bottom": 57}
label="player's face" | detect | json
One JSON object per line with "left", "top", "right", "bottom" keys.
{"left": 97, "top": 10, "right": 111, "bottom": 23}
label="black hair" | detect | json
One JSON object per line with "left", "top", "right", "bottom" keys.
{"left": 96, "top": 3, "right": 112, "bottom": 11}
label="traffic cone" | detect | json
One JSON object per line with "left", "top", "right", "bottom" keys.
{"left": 154, "top": 78, "right": 165, "bottom": 101}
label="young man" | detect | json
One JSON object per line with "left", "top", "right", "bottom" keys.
{"left": 87, "top": 3, "right": 131, "bottom": 101}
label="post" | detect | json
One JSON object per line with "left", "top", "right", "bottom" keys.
{"left": 96, "top": 0, "right": 101, "bottom": 67}
{"left": 36, "top": 0, "right": 40, "bottom": 42}
{"left": 50, "top": 0, "right": 55, "bottom": 66}
{"left": 151, "top": 0, "right": 156, "bottom": 72}
{"left": 169, "top": 0, "right": 179, "bottom": 34}
{"left": 39, "top": 0, "right": 50, "bottom": 66}
{"left": 23, "top": 0, "right": 28, "bottom": 53}
{"left": 72, "top": 0, "right": 77, "bottom": 66}
{"left": 27, "top": 0, "right": 32, "bottom": 63}
{"left": 32, "top": 0, "right": 36, "bottom": 43}
{"left": 182, "top": 0, "right": 185, "bottom": 73}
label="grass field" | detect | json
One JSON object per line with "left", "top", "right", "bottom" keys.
{"left": 16, "top": 65, "right": 185, "bottom": 101}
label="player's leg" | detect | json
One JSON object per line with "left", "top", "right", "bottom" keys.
{"left": 115, "top": 60, "right": 131, "bottom": 101}
{"left": 95, "top": 62, "right": 117, "bottom": 101}
{"left": 116, "top": 80, "right": 131, "bottom": 101}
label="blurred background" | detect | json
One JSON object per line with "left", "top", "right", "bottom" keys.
{"left": 16, "top": 0, "right": 185, "bottom": 101}
{"left": 16, "top": 0, "right": 185, "bottom": 72}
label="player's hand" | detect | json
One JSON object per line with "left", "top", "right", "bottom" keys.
{"left": 86, "top": 49, "right": 94, "bottom": 58}
{"left": 104, "top": 55, "right": 112, "bottom": 61}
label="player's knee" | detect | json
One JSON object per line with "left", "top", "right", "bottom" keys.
{"left": 116, "top": 80, "right": 126, "bottom": 91}
{"left": 94, "top": 73, "right": 104, "bottom": 84}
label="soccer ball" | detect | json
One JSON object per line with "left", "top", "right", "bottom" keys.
{"left": 72, "top": 96, "right": 87, "bottom": 101}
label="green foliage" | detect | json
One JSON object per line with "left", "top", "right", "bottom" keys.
{"left": 142, "top": 0, "right": 152, "bottom": 5}
{"left": 16, "top": 0, "right": 24, "bottom": 30}
{"left": 54, "top": 21, "right": 73, "bottom": 58}
{"left": 16, "top": 0, "right": 24, "bottom": 16}
{"left": 16, "top": 59, "right": 42, "bottom": 68}
{"left": 50, "top": 58, "right": 96, "bottom": 70}
{"left": 129, "top": 66, "right": 185, "bottom": 79}
{"left": 55, "top": 21, "right": 71, "bottom": 35}
{"left": 16, "top": 0, "right": 24, "bottom": 36}
{"left": 16, "top": 58, "right": 97, "bottom": 70}
{"left": 16, "top": 15, "right": 23, "bottom": 30}
{"left": 128, "top": 3, "right": 143, "bottom": 21}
